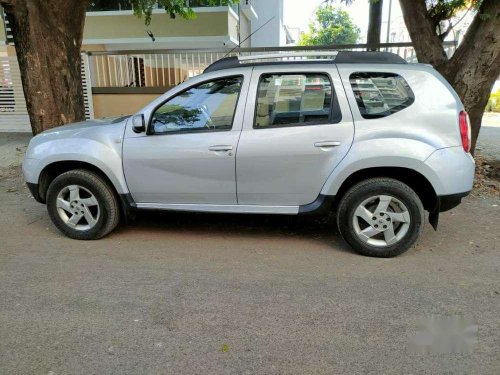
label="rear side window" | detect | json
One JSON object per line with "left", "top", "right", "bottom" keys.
{"left": 349, "top": 72, "right": 415, "bottom": 119}
{"left": 254, "top": 73, "right": 341, "bottom": 128}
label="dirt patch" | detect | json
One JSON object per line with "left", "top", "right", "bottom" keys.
{"left": 0, "top": 164, "right": 23, "bottom": 194}
{"left": 472, "top": 151, "right": 500, "bottom": 197}
{"left": 0, "top": 163, "right": 22, "bottom": 181}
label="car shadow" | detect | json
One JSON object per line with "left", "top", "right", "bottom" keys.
{"left": 118, "top": 210, "right": 353, "bottom": 253}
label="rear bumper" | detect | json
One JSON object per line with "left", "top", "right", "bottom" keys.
{"left": 429, "top": 190, "right": 470, "bottom": 230}
{"left": 438, "top": 191, "right": 470, "bottom": 212}
{"left": 424, "top": 147, "right": 475, "bottom": 195}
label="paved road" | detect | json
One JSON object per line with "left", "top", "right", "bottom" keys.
{"left": 478, "top": 126, "right": 500, "bottom": 160}
{"left": 1, "top": 133, "right": 499, "bottom": 374}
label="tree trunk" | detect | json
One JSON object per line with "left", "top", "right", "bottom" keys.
{"left": 439, "top": 0, "right": 500, "bottom": 153}
{"left": 398, "top": 0, "right": 448, "bottom": 67}
{"left": 399, "top": 0, "right": 500, "bottom": 154}
{"left": 367, "top": 0, "right": 383, "bottom": 51}
{"left": 1, "top": 0, "right": 88, "bottom": 135}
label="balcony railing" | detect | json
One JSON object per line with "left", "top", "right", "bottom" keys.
{"left": 88, "top": 0, "right": 233, "bottom": 12}
{"left": 88, "top": 0, "right": 132, "bottom": 11}
{"left": 89, "top": 50, "right": 232, "bottom": 91}
{"left": 87, "top": 42, "right": 458, "bottom": 92}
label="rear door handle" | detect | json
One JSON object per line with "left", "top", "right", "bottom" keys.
{"left": 209, "top": 145, "right": 233, "bottom": 152}
{"left": 314, "top": 141, "right": 341, "bottom": 148}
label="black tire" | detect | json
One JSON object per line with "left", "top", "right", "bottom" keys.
{"left": 337, "top": 178, "right": 424, "bottom": 257}
{"left": 46, "top": 169, "right": 120, "bottom": 240}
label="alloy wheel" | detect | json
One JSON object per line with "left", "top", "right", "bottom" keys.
{"left": 352, "top": 195, "right": 411, "bottom": 247}
{"left": 56, "top": 185, "right": 100, "bottom": 231}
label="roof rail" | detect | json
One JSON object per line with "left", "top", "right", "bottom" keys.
{"left": 238, "top": 51, "right": 338, "bottom": 61}
{"left": 203, "top": 51, "right": 406, "bottom": 73}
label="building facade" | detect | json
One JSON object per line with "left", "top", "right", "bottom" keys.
{"left": 84, "top": 0, "right": 255, "bottom": 51}
{"left": 250, "top": 0, "right": 285, "bottom": 47}
{"left": 0, "top": 1, "right": 283, "bottom": 129}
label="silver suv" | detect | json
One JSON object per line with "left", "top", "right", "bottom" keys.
{"left": 23, "top": 52, "right": 475, "bottom": 257}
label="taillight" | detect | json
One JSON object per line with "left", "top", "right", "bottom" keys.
{"left": 459, "top": 110, "right": 471, "bottom": 153}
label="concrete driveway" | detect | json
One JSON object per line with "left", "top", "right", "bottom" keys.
{"left": 0, "top": 133, "right": 499, "bottom": 374}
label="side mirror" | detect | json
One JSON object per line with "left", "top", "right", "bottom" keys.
{"left": 132, "top": 114, "right": 146, "bottom": 133}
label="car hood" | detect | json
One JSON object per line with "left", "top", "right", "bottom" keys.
{"left": 39, "top": 115, "right": 130, "bottom": 135}
{"left": 26, "top": 116, "right": 131, "bottom": 155}
{"left": 32, "top": 115, "right": 129, "bottom": 141}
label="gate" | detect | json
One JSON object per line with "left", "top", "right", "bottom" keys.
{"left": 0, "top": 54, "right": 94, "bottom": 132}
{"left": 0, "top": 56, "right": 29, "bottom": 132}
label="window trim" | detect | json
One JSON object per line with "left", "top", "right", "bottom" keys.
{"left": 252, "top": 72, "right": 342, "bottom": 130}
{"left": 147, "top": 74, "right": 244, "bottom": 136}
{"left": 349, "top": 71, "right": 415, "bottom": 120}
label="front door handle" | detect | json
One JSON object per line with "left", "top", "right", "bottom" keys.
{"left": 314, "top": 141, "right": 341, "bottom": 148}
{"left": 209, "top": 145, "right": 233, "bottom": 152}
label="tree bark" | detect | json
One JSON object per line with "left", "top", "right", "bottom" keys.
{"left": 399, "top": 0, "right": 448, "bottom": 67}
{"left": 367, "top": 0, "right": 383, "bottom": 51}
{"left": 399, "top": 0, "right": 500, "bottom": 153}
{"left": 0, "top": 0, "right": 88, "bottom": 135}
{"left": 440, "top": 0, "right": 500, "bottom": 152}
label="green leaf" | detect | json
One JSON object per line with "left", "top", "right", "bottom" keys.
{"left": 298, "top": 5, "right": 360, "bottom": 46}
{"left": 129, "top": 0, "right": 238, "bottom": 26}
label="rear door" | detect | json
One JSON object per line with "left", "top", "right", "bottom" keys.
{"left": 236, "top": 65, "right": 354, "bottom": 206}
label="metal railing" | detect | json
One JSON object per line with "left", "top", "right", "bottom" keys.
{"left": 0, "top": 54, "right": 94, "bottom": 132}
{"left": 86, "top": 42, "right": 458, "bottom": 91}
{"left": 87, "top": 0, "right": 234, "bottom": 12}
{"left": 88, "top": 50, "right": 234, "bottom": 90}
{"left": 0, "top": 56, "right": 29, "bottom": 131}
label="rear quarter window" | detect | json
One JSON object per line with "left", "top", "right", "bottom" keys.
{"left": 349, "top": 72, "right": 415, "bottom": 119}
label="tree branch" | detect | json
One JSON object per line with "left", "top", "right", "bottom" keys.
{"left": 446, "top": 6, "right": 472, "bottom": 35}
{"left": 444, "top": 0, "right": 500, "bottom": 81}
{"left": 398, "top": 0, "right": 449, "bottom": 68}
{"left": 438, "top": 21, "right": 453, "bottom": 41}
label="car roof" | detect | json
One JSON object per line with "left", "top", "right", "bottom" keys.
{"left": 204, "top": 51, "right": 407, "bottom": 74}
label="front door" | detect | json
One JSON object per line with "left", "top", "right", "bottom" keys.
{"left": 123, "top": 75, "right": 246, "bottom": 204}
{"left": 236, "top": 67, "right": 354, "bottom": 206}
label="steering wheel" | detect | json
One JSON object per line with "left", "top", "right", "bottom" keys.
{"left": 199, "top": 104, "right": 215, "bottom": 129}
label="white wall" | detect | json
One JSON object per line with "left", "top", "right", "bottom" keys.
{"left": 251, "top": 0, "right": 286, "bottom": 47}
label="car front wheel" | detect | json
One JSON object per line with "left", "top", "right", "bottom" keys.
{"left": 46, "top": 169, "right": 120, "bottom": 240}
{"left": 337, "top": 178, "right": 424, "bottom": 257}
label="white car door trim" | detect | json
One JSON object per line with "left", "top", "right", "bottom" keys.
{"left": 135, "top": 203, "right": 299, "bottom": 214}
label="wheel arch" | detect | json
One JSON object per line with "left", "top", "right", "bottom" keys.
{"left": 36, "top": 160, "right": 134, "bottom": 223}
{"left": 37, "top": 160, "right": 120, "bottom": 204}
{"left": 332, "top": 167, "right": 438, "bottom": 212}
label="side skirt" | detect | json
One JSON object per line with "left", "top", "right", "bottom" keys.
{"left": 122, "top": 194, "right": 336, "bottom": 216}
{"left": 298, "top": 194, "right": 336, "bottom": 215}
{"left": 135, "top": 203, "right": 300, "bottom": 215}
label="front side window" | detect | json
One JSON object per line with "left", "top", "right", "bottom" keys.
{"left": 255, "top": 73, "right": 338, "bottom": 128}
{"left": 151, "top": 76, "right": 243, "bottom": 134}
{"left": 349, "top": 72, "right": 415, "bottom": 119}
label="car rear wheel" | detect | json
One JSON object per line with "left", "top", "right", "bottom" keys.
{"left": 337, "top": 178, "right": 424, "bottom": 257}
{"left": 46, "top": 169, "right": 120, "bottom": 240}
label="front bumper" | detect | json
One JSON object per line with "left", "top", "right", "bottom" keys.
{"left": 26, "top": 182, "right": 44, "bottom": 203}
